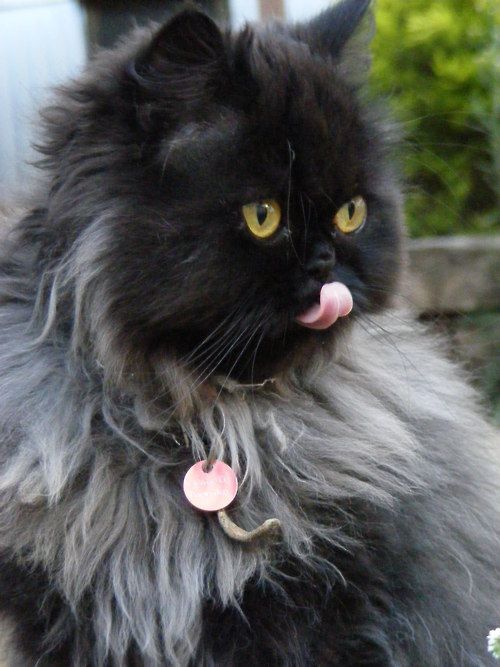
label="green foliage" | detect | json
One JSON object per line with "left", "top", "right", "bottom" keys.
{"left": 371, "top": 0, "right": 499, "bottom": 237}
{"left": 488, "top": 627, "right": 500, "bottom": 659}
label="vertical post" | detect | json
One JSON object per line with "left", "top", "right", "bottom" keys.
{"left": 258, "top": 0, "right": 284, "bottom": 19}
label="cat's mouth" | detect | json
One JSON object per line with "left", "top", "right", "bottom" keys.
{"left": 294, "top": 282, "right": 353, "bottom": 330}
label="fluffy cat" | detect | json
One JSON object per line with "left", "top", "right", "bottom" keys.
{"left": 0, "top": 1, "right": 498, "bottom": 665}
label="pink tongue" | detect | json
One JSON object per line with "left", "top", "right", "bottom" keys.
{"left": 295, "top": 282, "right": 353, "bottom": 330}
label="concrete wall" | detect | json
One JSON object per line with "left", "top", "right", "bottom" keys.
{"left": 406, "top": 235, "right": 500, "bottom": 314}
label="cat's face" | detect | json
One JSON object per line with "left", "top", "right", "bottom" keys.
{"left": 46, "top": 3, "right": 403, "bottom": 382}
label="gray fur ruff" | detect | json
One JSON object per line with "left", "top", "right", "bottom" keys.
{"left": 0, "top": 219, "right": 499, "bottom": 666}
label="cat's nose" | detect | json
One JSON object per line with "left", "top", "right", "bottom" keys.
{"left": 306, "top": 243, "right": 336, "bottom": 283}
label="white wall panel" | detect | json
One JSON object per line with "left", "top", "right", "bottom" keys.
{"left": 0, "top": 0, "right": 86, "bottom": 199}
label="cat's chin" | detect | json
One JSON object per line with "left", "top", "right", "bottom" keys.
{"left": 138, "top": 287, "right": 354, "bottom": 388}
{"left": 205, "top": 318, "right": 351, "bottom": 385}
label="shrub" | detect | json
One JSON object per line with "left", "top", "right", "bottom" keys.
{"left": 371, "top": 0, "right": 498, "bottom": 237}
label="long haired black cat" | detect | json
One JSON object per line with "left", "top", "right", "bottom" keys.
{"left": 0, "top": 1, "right": 498, "bottom": 665}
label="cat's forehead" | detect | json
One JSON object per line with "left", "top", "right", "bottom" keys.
{"left": 162, "top": 36, "right": 362, "bottom": 199}
{"left": 243, "top": 35, "right": 360, "bottom": 163}
{"left": 246, "top": 34, "right": 351, "bottom": 122}
{"left": 161, "top": 114, "right": 240, "bottom": 167}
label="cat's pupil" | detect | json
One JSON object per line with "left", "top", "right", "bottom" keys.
{"left": 348, "top": 201, "right": 356, "bottom": 219}
{"left": 256, "top": 204, "right": 268, "bottom": 225}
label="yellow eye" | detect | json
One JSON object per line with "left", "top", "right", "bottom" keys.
{"left": 333, "top": 196, "right": 367, "bottom": 234}
{"left": 242, "top": 200, "right": 281, "bottom": 239}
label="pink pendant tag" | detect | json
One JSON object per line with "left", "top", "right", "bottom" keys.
{"left": 183, "top": 460, "right": 238, "bottom": 512}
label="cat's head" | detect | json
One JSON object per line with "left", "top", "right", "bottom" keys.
{"left": 40, "top": 0, "right": 404, "bottom": 384}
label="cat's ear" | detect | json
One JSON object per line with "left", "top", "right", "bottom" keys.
{"left": 295, "top": 0, "right": 373, "bottom": 78}
{"left": 130, "top": 9, "right": 227, "bottom": 100}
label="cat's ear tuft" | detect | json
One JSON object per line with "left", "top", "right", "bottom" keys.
{"left": 130, "top": 10, "right": 226, "bottom": 94}
{"left": 296, "top": 0, "right": 373, "bottom": 76}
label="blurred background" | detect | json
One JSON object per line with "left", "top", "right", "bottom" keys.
{"left": 0, "top": 0, "right": 498, "bottom": 417}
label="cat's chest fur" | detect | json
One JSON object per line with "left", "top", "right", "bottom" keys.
{"left": 1, "top": 316, "right": 496, "bottom": 666}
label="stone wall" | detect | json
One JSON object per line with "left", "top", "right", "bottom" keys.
{"left": 406, "top": 234, "right": 499, "bottom": 314}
